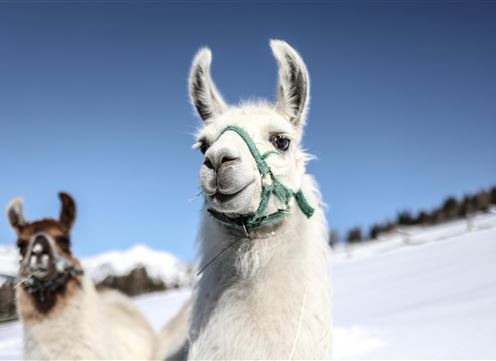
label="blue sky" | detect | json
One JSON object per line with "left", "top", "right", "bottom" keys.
{"left": 1, "top": 2, "right": 495, "bottom": 261}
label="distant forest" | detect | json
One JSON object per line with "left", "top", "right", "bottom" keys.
{"left": 330, "top": 185, "right": 496, "bottom": 246}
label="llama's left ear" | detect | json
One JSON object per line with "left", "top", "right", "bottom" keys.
{"left": 59, "top": 192, "right": 76, "bottom": 231}
{"left": 271, "top": 40, "right": 310, "bottom": 128}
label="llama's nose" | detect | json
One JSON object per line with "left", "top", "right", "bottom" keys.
{"left": 29, "top": 235, "right": 51, "bottom": 268}
{"left": 205, "top": 147, "right": 240, "bottom": 171}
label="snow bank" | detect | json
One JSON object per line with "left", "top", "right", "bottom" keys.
{"left": 83, "top": 244, "right": 192, "bottom": 287}
{"left": 0, "top": 246, "right": 17, "bottom": 288}
{"left": 333, "top": 212, "right": 496, "bottom": 262}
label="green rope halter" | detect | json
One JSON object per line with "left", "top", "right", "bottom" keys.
{"left": 207, "top": 125, "right": 315, "bottom": 231}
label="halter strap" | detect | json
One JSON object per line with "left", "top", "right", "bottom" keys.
{"left": 207, "top": 125, "right": 315, "bottom": 231}
{"left": 22, "top": 256, "right": 84, "bottom": 301}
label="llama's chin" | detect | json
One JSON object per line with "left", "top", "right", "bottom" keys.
{"left": 20, "top": 264, "right": 57, "bottom": 282}
{"left": 31, "top": 269, "right": 51, "bottom": 280}
{"left": 207, "top": 181, "right": 259, "bottom": 216}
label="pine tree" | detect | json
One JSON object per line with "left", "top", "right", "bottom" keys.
{"left": 472, "top": 190, "right": 490, "bottom": 212}
{"left": 415, "top": 211, "right": 430, "bottom": 225}
{"left": 491, "top": 186, "right": 496, "bottom": 205}
{"left": 459, "top": 195, "right": 473, "bottom": 217}
{"left": 369, "top": 224, "right": 382, "bottom": 239}
{"left": 442, "top": 197, "right": 460, "bottom": 220}
{"left": 347, "top": 226, "right": 362, "bottom": 244}
{"left": 397, "top": 210, "right": 414, "bottom": 226}
{"left": 329, "top": 230, "right": 340, "bottom": 248}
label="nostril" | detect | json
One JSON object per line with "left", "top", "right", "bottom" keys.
{"left": 203, "top": 158, "right": 214, "bottom": 170}
{"left": 220, "top": 156, "right": 239, "bottom": 167}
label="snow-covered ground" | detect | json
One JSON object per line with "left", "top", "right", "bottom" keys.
{"left": 1, "top": 214, "right": 496, "bottom": 359}
{"left": 332, "top": 213, "right": 496, "bottom": 359}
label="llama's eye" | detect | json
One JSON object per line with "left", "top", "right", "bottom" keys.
{"left": 17, "top": 241, "right": 27, "bottom": 257}
{"left": 270, "top": 134, "right": 291, "bottom": 151}
{"left": 200, "top": 140, "right": 210, "bottom": 154}
{"left": 57, "top": 237, "right": 71, "bottom": 251}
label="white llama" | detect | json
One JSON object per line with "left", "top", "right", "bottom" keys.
{"left": 186, "top": 40, "right": 332, "bottom": 359}
{"left": 7, "top": 193, "right": 156, "bottom": 360}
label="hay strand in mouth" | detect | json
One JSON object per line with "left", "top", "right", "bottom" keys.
{"left": 14, "top": 273, "right": 34, "bottom": 289}
{"left": 188, "top": 191, "right": 204, "bottom": 203}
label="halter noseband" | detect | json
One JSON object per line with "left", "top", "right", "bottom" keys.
{"left": 207, "top": 125, "right": 315, "bottom": 232}
{"left": 21, "top": 254, "right": 84, "bottom": 301}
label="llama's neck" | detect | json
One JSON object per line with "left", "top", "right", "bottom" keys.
{"left": 17, "top": 275, "right": 84, "bottom": 322}
{"left": 17, "top": 276, "right": 110, "bottom": 359}
{"left": 198, "top": 198, "right": 326, "bottom": 284}
{"left": 190, "top": 175, "right": 332, "bottom": 359}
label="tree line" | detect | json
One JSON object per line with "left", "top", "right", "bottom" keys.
{"left": 329, "top": 185, "right": 496, "bottom": 246}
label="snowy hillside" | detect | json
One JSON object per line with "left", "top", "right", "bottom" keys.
{"left": 332, "top": 213, "right": 496, "bottom": 359}
{"left": 0, "top": 247, "right": 17, "bottom": 287}
{"left": 1, "top": 214, "right": 495, "bottom": 359}
{"left": 83, "top": 244, "right": 192, "bottom": 288}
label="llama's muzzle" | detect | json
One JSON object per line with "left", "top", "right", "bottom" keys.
{"left": 23, "top": 234, "right": 55, "bottom": 279}
{"left": 206, "top": 125, "right": 315, "bottom": 231}
{"left": 200, "top": 131, "right": 258, "bottom": 213}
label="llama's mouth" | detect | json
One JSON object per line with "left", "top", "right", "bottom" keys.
{"left": 212, "top": 191, "right": 242, "bottom": 202}
{"left": 31, "top": 268, "right": 51, "bottom": 279}
{"left": 19, "top": 265, "right": 56, "bottom": 282}
{"left": 211, "top": 185, "right": 250, "bottom": 203}
{"left": 207, "top": 180, "right": 258, "bottom": 215}
{"left": 213, "top": 178, "right": 255, "bottom": 198}
{"left": 20, "top": 257, "right": 55, "bottom": 276}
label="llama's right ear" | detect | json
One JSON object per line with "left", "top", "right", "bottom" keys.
{"left": 59, "top": 192, "right": 76, "bottom": 231}
{"left": 189, "top": 48, "right": 227, "bottom": 122}
{"left": 7, "top": 198, "right": 27, "bottom": 234}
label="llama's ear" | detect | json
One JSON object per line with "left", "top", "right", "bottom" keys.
{"left": 7, "top": 198, "right": 27, "bottom": 234}
{"left": 189, "top": 48, "right": 227, "bottom": 122}
{"left": 59, "top": 192, "right": 76, "bottom": 230}
{"left": 271, "top": 40, "right": 310, "bottom": 128}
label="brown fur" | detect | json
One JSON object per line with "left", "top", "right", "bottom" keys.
{"left": 17, "top": 219, "right": 76, "bottom": 260}
{"left": 15, "top": 219, "right": 83, "bottom": 315}
{"left": 16, "top": 276, "right": 82, "bottom": 323}
{"left": 10, "top": 193, "right": 82, "bottom": 316}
